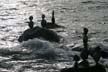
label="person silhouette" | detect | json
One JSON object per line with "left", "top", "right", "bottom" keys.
{"left": 73, "top": 55, "right": 80, "bottom": 68}
{"left": 28, "top": 16, "right": 34, "bottom": 29}
{"left": 51, "top": 10, "right": 55, "bottom": 24}
{"left": 93, "top": 46, "right": 101, "bottom": 65}
{"left": 79, "top": 53, "right": 89, "bottom": 67}
{"left": 92, "top": 47, "right": 106, "bottom": 72}
{"left": 81, "top": 28, "right": 89, "bottom": 58}
{"left": 41, "top": 14, "right": 47, "bottom": 28}
{"left": 83, "top": 28, "right": 88, "bottom": 49}
{"left": 79, "top": 28, "right": 89, "bottom": 67}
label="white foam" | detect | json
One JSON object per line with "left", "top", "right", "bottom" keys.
{"left": 18, "top": 38, "right": 71, "bottom": 60}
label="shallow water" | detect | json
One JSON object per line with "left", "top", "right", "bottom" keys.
{"left": 0, "top": 0, "right": 108, "bottom": 72}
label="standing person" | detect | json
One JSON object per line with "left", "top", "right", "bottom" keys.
{"left": 83, "top": 28, "right": 88, "bottom": 49}
{"left": 79, "top": 28, "right": 89, "bottom": 67}
{"left": 28, "top": 16, "right": 34, "bottom": 29}
{"left": 41, "top": 14, "right": 47, "bottom": 28}
{"left": 51, "top": 10, "right": 55, "bottom": 24}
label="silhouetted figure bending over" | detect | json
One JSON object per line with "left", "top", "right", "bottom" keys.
{"left": 73, "top": 55, "right": 80, "bottom": 68}
{"left": 28, "top": 16, "right": 34, "bottom": 29}
{"left": 52, "top": 10, "right": 55, "bottom": 24}
{"left": 93, "top": 46, "right": 101, "bottom": 65}
{"left": 41, "top": 14, "right": 47, "bottom": 28}
{"left": 92, "top": 46, "right": 106, "bottom": 72}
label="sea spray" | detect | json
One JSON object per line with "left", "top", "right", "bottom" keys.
{"left": 19, "top": 38, "right": 71, "bottom": 60}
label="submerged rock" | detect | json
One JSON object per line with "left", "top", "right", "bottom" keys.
{"left": 18, "top": 26, "right": 60, "bottom": 42}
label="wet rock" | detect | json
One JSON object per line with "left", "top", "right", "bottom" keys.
{"left": 101, "top": 51, "right": 108, "bottom": 58}
{"left": 43, "top": 22, "right": 65, "bottom": 29}
{"left": 18, "top": 26, "right": 60, "bottom": 42}
{"left": 61, "top": 64, "right": 106, "bottom": 72}
{"left": 41, "top": 11, "right": 65, "bottom": 29}
{"left": 89, "top": 49, "right": 108, "bottom": 59}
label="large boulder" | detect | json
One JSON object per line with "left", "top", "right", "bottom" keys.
{"left": 18, "top": 26, "right": 60, "bottom": 42}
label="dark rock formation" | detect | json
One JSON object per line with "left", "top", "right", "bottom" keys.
{"left": 44, "top": 22, "right": 65, "bottom": 29}
{"left": 61, "top": 64, "right": 106, "bottom": 72}
{"left": 18, "top": 26, "right": 60, "bottom": 42}
{"left": 101, "top": 51, "right": 108, "bottom": 58}
{"left": 89, "top": 47, "right": 108, "bottom": 59}
{"left": 61, "top": 28, "right": 106, "bottom": 72}
{"left": 41, "top": 11, "right": 65, "bottom": 29}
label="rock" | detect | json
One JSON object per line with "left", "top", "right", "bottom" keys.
{"left": 89, "top": 49, "right": 108, "bottom": 59}
{"left": 43, "top": 22, "right": 65, "bottom": 29}
{"left": 41, "top": 11, "right": 65, "bottom": 29}
{"left": 61, "top": 64, "right": 106, "bottom": 72}
{"left": 18, "top": 26, "right": 60, "bottom": 42}
{"left": 101, "top": 51, "right": 108, "bottom": 58}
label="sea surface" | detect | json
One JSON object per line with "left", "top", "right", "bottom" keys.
{"left": 0, "top": 0, "right": 108, "bottom": 72}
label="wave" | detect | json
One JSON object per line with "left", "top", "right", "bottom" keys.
{"left": 0, "top": 38, "right": 108, "bottom": 61}
{"left": 20, "top": 38, "right": 71, "bottom": 60}
{"left": 0, "top": 38, "right": 71, "bottom": 60}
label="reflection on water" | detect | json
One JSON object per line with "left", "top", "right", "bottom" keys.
{"left": 0, "top": 0, "right": 108, "bottom": 47}
{"left": 0, "top": 0, "right": 108, "bottom": 72}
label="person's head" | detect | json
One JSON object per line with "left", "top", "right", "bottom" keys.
{"left": 80, "top": 49, "right": 89, "bottom": 60}
{"left": 83, "top": 28, "right": 88, "bottom": 34}
{"left": 73, "top": 55, "right": 80, "bottom": 61}
{"left": 42, "top": 14, "right": 45, "bottom": 19}
{"left": 95, "top": 46, "right": 101, "bottom": 52}
{"left": 52, "top": 10, "right": 54, "bottom": 16}
{"left": 29, "top": 16, "right": 33, "bottom": 21}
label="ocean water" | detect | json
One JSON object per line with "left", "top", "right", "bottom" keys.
{"left": 0, "top": 0, "right": 108, "bottom": 72}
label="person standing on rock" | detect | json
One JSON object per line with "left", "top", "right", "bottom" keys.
{"left": 80, "top": 28, "right": 89, "bottom": 67}
{"left": 28, "top": 16, "right": 34, "bottom": 29}
{"left": 83, "top": 28, "right": 88, "bottom": 49}
{"left": 52, "top": 10, "right": 55, "bottom": 24}
{"left": 41, "top": 14, "right": 47, "bottom": 28}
